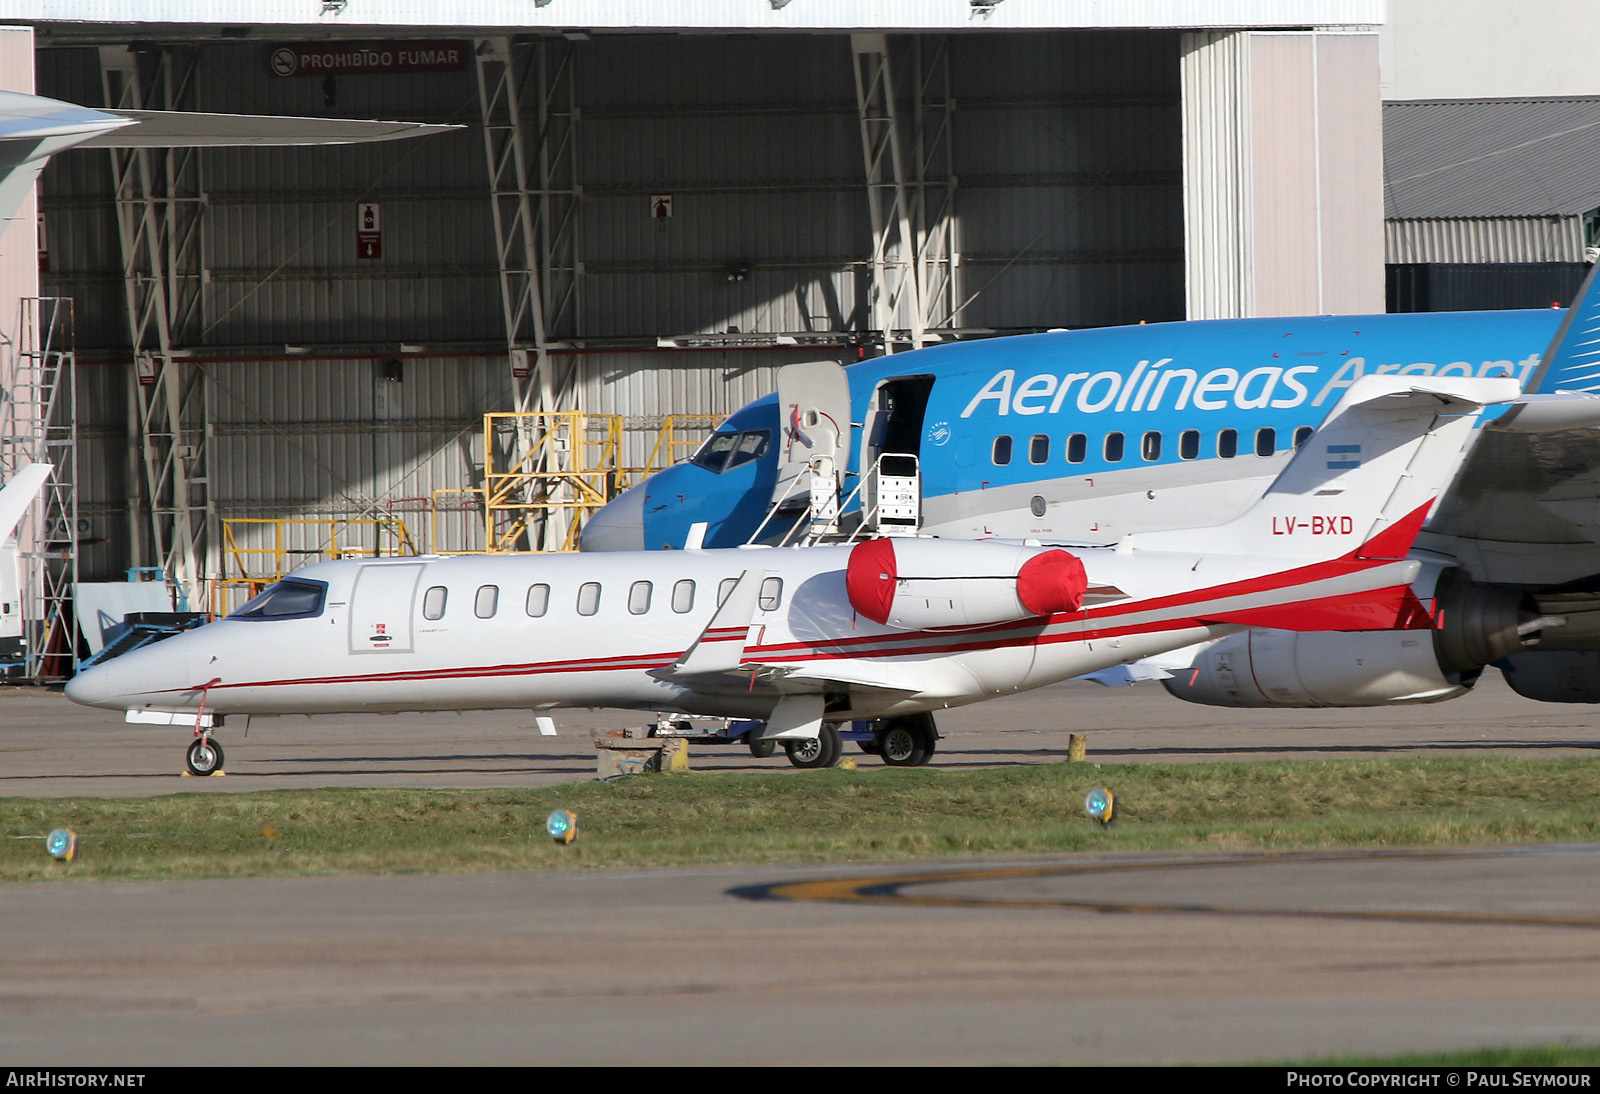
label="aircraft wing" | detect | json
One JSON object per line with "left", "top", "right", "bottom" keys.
{"left": 1424, "top": 264, "right": 1600, "bottom": 580}
{"left": 0, "top": 90, "right": 458, "bottom": 231}
{"left": 81, "top": 109, "right": 461, "bottom": 148}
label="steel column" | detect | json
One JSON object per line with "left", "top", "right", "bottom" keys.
{"left": 475, "top": 36, "right": 584, "bottom": 550}
{"left": 851, "top": 34, "right": 926, "bottom": 353}
{"left": 100, "top": 45, "right": 211, "bottom": 606}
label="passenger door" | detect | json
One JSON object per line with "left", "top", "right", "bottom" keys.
{"left": 347, "top": 562, "right": 425, "bottom": 655}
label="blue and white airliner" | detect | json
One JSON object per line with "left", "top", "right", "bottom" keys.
{"left": 583, "top": 269, "right": 1600, "bottom": 712}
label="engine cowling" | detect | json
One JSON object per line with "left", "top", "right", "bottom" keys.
{"left": 1162, "top": 567, "right": 1535, "bottom": 708}
{"left": 1499, "top": 651, "right": 1600, "bottom": 703}
{"left": 1163, "top": 629, "right": 1472, "bottom": 707}
{"left": 845, "top": 537, "right": 1087, "bottom": 630}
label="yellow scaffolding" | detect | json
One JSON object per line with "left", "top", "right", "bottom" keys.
{"left": 617, "top": 413, "right": 723, "bottom": 491}
{"left": 480, "top": 411, "right": 729, "bottom": 552}
{"left": 212, "top": 517, "right": 419, "bottom": 616}
{"left": 483, "top": 411, "right": 626, "bottom": 553}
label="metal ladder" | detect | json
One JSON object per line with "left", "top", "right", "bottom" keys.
{"left": 0, "top": 298, "right": 80, "bottom": 680}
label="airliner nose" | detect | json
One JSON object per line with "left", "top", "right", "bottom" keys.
{"left": 580, "top": 485, "right": 645, "bottom": 552}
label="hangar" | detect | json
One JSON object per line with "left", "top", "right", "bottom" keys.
{"left": 0, "top": 2, "right": 1384, "bottom": 673}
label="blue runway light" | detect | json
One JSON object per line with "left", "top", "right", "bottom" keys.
{"left": 45, "top": 828, "right": 77, "bottom": 861}
{"left": 546, "top": 809, "right": 578, "bottom": 844}
{"left": 1084, "top": 788, "right": 1116, "bottom": 826}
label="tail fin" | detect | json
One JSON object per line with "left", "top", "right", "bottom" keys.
{"left": 1128, "top": 376, "right": 1519, "bottom": 561}
{"left": 1524, "top": 260, "right": 1600, "bottom": 395}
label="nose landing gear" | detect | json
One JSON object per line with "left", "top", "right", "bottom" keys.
{"left": 185, "top": 735, "right": 225, "bottom": 777}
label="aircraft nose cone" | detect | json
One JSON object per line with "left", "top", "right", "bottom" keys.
{"left": 64, "top": 660, "right": 122, "bottom": 709}
{"left": 579, "top": 485, "right": 645, "bottom": 552}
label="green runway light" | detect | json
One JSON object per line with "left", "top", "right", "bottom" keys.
{"left": 45, "top": 828, "right": 77, "bottom": 861}
{"left": 1084, "top": 788, "right": 1116, "bottom": 827}
{"left": 546, "top": 809, "right": 578, "bottom": 844}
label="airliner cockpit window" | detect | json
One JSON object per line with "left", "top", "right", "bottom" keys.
{"left": 230, "top": 578, "right": 327, "bottom": 620}
{"left": 725, "top": 430, "right": 770, "bottom": 470}
{"left": 690, "top": 430, "right": 770, "bottom": 473}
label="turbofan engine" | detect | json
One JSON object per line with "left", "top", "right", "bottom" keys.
{"left": 846, "top": 537, "right": 1087, "bottom": 630}
{"left": 1163, "top": 567, "right": 1542, "bottom": 707}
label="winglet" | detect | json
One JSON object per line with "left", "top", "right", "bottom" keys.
{"left": 658, "top": 567, "right": 765, "bottom": 676}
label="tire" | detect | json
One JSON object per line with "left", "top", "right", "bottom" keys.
{"left": 747, "top": 735, "right": 775, "bottom": 758}
{"left": 785, "top": 723, "right": 841, "bottom": 769}
{"left": 186, "top": 737, "right": 224, "bottom": 776}
{"left": 856, "top": 739, "right": 881, "bottom": 755}
{"left": 877, "top": 720, "right": 927, "bottom": 767}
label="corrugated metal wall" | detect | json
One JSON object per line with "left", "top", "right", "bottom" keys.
{"left": 35, "top": 29, "right": 1186, "bottom": 578}
{"left": 1387, "top": 217, "right": 1587, "bottom": 264}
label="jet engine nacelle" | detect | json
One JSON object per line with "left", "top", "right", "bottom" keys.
{"left": 1499, "top": 651, "right": 1600, "bottom": 704}
{"left": 1162, "top": 567, "right": 1535, "bottom": 708}
{"left": 846, "top": 537, "right": 1087, "bottom": 630}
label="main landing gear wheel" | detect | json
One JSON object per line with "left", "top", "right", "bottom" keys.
{"left": 747, "top": 735, "right": 775, "bottom": 759}
{"left": 186, "top": 737, "right": 224, "bottom": 777}
{"left": 877, "top": 717, "right": 935, "bottom": 767}
{"left": 785, "top": 723, "right": 841, "bottom": 769}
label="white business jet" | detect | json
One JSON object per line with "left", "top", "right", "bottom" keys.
{"left": 66, "top": 376, "right": 1513, "bottom": 775}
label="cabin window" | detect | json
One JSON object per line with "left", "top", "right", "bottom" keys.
{"left": 672, "top": 580, "right": 695, "bottom": 613}
{"left": 422, "top": 586, "right": 447, "bottom": 621}
{"left": 759, "top": 577, "right": 784, "bottom": 612}
{"left": 525, "top": 584, "right": 550, "bottom": 617}
{"left": 1217, "top": 429, "right": 1238, "bottom": 459}
{"left": 628, "top": 581, "right": 653, "bottom": 615}
{"left": 1179, "top": 430, "right": 1200, "bottom": 460}
{"left": 577, "top": 582, "right": 601, "bottom": 616}
{"left": 230, "top": 578, "right": 328, "bottom": 621}
{"left": 475, "top": 585, "right": 499, "bottom": 619}
{"left": 1256, "top": 427, "right": 1276, "bottom": 457}
{"left": 1029, "top": 434, "right": 1049, "bottom": 464}
{"left": 718, "top": 577, "right": 739, "bottom": 606}
{"left": 1293, "top": 425, "right": 1313, "bottom": 449}
{"left": 1141, "top": 431, "right": 1162, "bottom": 461}
{"left": 1103, "top": 432, "right": 1124, "bottom": 462}
{"left": 1066, "top": 433, "right": 1086, "bottom": 464}
{"left": 992, "top": 435, "right": 1013, "bottom": 466}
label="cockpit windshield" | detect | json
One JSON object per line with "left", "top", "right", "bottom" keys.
{"left": 690, "top": 429, "right": 770, "bottom": 474}
{"left": 229, "top": 578, "right": 328, "bottom": 620}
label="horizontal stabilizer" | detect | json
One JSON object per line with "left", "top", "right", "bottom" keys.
{"left": 1487, "top": 392, "right": 1600, "bottom": 433}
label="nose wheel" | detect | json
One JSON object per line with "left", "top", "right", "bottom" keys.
{"left": 185, "top": 736, "right": 225, "bottom": 777}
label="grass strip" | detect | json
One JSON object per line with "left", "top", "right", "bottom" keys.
{"left": 4, "top": 756, "right": 1600, "bottom": 882}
